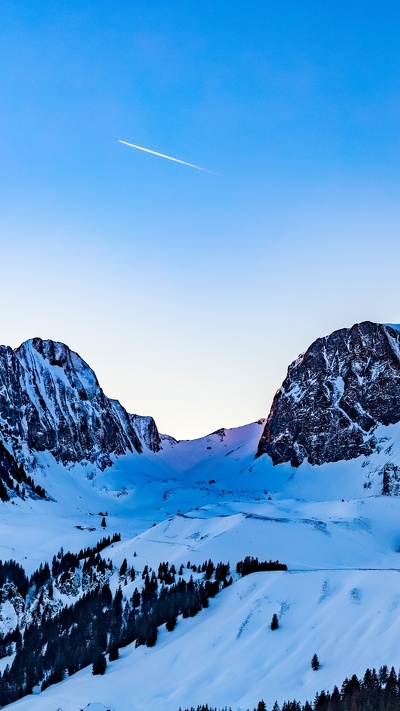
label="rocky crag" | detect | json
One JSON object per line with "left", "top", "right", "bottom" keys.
{"left": 257, "top": 321, "right": 400, "bottom": 467}
{"left": 0, "top": 338, "right": 161, "bottom": 475}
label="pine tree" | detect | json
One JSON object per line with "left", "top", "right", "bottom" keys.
{"left": 101, "top": 517, "right": 106, "bottom": 528}
{"left": 108, "top": 641, "right": 119, "bottom": 662}
{"left": 0, "top": 481, "right": 9, "bottom": 503}
{"left": 270, "top": 613, "right": 279, "bottom": 630}
{"left": 119, "top": 558, "right": 128, "bottom": 576}
{"left": 379, "top": 665, "right": 388, "bottom": 685}
{"left": 166, "top": 615, "right": 177, "bottom": 632}
{"left": 146, "top": 625, "right": 158, "bottom": 647}
{"left": 311, "top": 653, "right": 320, "bottom": 671}
{"left": 92, "top": 651, "right": 107, "bottom": 675}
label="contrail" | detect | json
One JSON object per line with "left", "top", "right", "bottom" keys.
{"left": 118, "top": 140, "right": 217, "bottom": 174}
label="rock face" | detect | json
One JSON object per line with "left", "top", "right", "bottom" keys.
{"left": 130, "top": 414, "right": 161, "bottom": 452}
{"left": 0, "top": 338, "right": 161, "bottom": 471}
{"left": 110, "top": 400, "right": 161, "bottom": 453}
{"left": 257, "top": 322, "right": 400, "bottom": 466}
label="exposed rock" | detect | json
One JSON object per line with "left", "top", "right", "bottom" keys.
{"left": 381, "top": 462, "right": 400, "bottom": 495}
{"left": 0, "top": 338, "right": 161, "bottom": 472}
{"left": 130, "top": 414, "right": 161, "bottom": 452}
{"left": 55, "top": 569, "right": 81, "bottom": 597}
{"left": 257, "top": 322, "right": 400, "bottom": 466}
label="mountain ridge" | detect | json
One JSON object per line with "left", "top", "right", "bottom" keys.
{"left": 3, "top": 322, "right": 400, "bottom": 498}
{"left": 0, "top": 337, "right": 162, "bottom": 479}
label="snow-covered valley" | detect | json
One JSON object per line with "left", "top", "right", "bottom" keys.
{"left": 3, "top": 421, "right": 400, "bottom": 711}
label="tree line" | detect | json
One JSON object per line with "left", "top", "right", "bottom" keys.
{"left": 236, "top": 556, "right": 287, "bottom": 577}
{"left": 0, "top": 440, "right": 47, "bottom": 502}
{"left": 179, "top": 665, "right": 400, "bottom": 711}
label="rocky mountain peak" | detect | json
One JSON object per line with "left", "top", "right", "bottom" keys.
{"left": 257, "top": 321, "right": 400, "bottom": 466}
{"left": 0, "top": 338, "right": 161, "bottom": 475}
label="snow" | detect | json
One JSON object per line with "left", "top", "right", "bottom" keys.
{"left": 333, "top": 375, "right": 345, "bottom": 397}
{"left": 4, "top": 419, "right": 400, "bottom": 710}
{"left": 8, "top": 565, "right": 400, "bottom": 711}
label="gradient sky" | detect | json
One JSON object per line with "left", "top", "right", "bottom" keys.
{"left": 2, "top": 1, "right": 400, "bottom": 439}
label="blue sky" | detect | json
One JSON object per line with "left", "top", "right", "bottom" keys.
{"left": 2, "top": 2, "right": 400, "bottom": 438}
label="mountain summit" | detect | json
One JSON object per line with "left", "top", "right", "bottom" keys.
{"left": 257, "top": 321, "right": 400, "bottom": 466}
{"left": 0, "top": 337, "right": 160, "bottom": 473}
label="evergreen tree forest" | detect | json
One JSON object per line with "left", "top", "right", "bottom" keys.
{"left": 236, "top": 556, "right": 287, "bottom": 576}
{"left": 0, "top": 544, "right": 232, "bottom": 707}
{"left": 180, "top": 665, "right": 400, "bottom": 711}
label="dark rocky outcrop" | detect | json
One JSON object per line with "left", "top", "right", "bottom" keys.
{"left": 0, "top": 338, "right": 161, "bottom": 472}
{"left": 111, "top": 400, "right": 162, "bottom": 453}
{"left": 130, "top": 414, "right": 161, "bottom": 452}
{"left": 257, "top": 322, "right": 400, "bottom": 466}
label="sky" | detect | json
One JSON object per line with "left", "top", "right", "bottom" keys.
{"left": 1, "top": 1, "right": 400, "bottom": 439}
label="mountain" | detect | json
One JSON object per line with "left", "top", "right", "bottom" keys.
{"left": 2, "top": 324, "right": 400, "bottom": 711}
{"left": 3, "top": 324, "right": 400, "bottom": 494}
{"left": 257, "top": 321, "right": 400, "bottom": 466}
{"left": 0, "top": 338, "right": 161, "bottom": 480}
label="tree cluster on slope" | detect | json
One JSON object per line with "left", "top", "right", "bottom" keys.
{"left": 77, "top": 533, "right": 121, "bottom": 560}
{"left": 0, "top": 552, "right": 231, "bottom": 706}
{"left": 0, "top": 441, "right": 47, "bottom": 502}
{"left": 180, "top": 665, "right": 400, "bottom": 711}
{"left": 236, "top": 556, "right": 287, "bottom": 577}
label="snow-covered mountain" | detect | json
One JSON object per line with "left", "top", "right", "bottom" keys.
{"left": 0, "top": 338, "right": 162, "bottom": 477}
{"left": 2, "top": 324, "right": 400, "bottom": 711}
{"left": 257, "top": 321, "right": 400, "bottom": 466}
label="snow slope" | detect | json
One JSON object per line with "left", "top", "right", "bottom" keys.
{"left": 6, "top": 495, "right": 400, "bottom": 711}
{"left": 1, "top": 413, "right": 396, "bottom": 572}
{"left": 3, "top": 418, "right": 400, "bottom": 710}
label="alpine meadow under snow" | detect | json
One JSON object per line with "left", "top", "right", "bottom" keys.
{"left": 1, "top": 323, "right": 400, "bottom": 710}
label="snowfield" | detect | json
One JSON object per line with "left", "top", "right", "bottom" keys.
{"left": 9, "top": 568, "right": 400, "bottom": 711}
{"left": 4, "top": 419, "right": 400, "bottom": 710}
